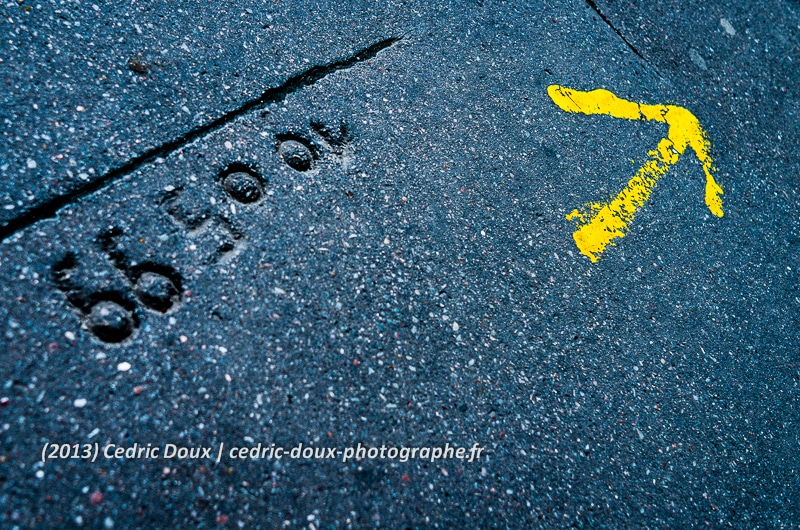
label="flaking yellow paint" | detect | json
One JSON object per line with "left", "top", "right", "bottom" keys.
{"left": 547, "top": 85, "right": 724, "bottom": 262}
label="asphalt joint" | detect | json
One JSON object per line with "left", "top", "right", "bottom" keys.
{"left": 0, "top": 36, "right": 402, "bottom": 241}
{"left": 584, "top": 0, "right": 660, "bottom": 76}
{"left": 56, "top": 107, "right": 357, "bottom": 342}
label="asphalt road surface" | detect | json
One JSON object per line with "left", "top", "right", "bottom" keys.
{"left": 1, "top": 0, "right": 798, "bottom": 528}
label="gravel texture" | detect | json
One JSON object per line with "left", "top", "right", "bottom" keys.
{"left": 0, "top": 0, "right": 798, "bottom": 528}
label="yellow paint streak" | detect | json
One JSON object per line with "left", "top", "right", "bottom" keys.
{"left": 547, "top": 85, "right": 724, "bottom": 262}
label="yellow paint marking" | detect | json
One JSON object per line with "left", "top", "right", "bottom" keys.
{"left": 547, "top": 85, "right": 723, "bottom": 262}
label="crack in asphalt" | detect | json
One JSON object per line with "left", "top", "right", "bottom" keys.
{"left": 0, "top": 36, "right": 402, "bottom": 241}
{"left": 584, "top": 0, "right": 651, "bottom": 64}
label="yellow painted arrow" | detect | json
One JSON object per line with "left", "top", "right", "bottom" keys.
{"left": 547, "top": 85, "right": 724, "bottom": 262}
